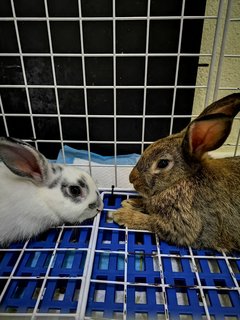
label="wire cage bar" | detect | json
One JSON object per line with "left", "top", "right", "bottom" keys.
{"left": 0, "top": 0, "right": 239, "bottom": 319}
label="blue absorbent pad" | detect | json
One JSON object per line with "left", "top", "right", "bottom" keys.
{"left": 57, "top": 145, "right": 140, "bottom": 165}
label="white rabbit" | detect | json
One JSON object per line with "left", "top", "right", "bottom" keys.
{"left": 0, "top": 137, "right": 103, "bottom": 244}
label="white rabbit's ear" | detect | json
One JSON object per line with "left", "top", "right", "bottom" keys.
{"left": 0, "top": 137, "right": 49, "bottom": 184}
{"left": 182, "top": 114, "right": 233, "bottom": 161}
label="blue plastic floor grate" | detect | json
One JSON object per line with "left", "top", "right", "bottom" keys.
{"left": 0, "top": 190, "right": 239, "bottom": 319}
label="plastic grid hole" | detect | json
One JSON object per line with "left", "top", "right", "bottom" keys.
{"left": 197, "top": 259, "right": 236, "bottom": 288}
{"left": 127, "top": 286, "right": 165, "bottom": 319}
{"left": 166, "top": 287, "right": 207, "bottom": 317}
{"left": 162, "top": 257, "right": 196, "bottom": 287}
{"left": 229, "top": 259, "right": 240, "bottom": 274}
{"left": 49, "top": 250, "right": 87, "bottom": 277}
{"left": 179, "top": 315, "right": 193, "bottom": 320}
{"left": 59, "top": 227, "right": 92, "bottom": 248}
{"left": 0, "top": 251, "right": 21, "bottom": 276}
{"left": 91, "top": 252, "right": 125, "bottom": 281}
{"left": 96, "top": 229, "right": 125, "bottom": 251}
{"left": 135, "top": 287, "right": 147, "bottom": 304}
{"left": 105, "top": 210, "right": 115, "bottom": 224}
{"left": 15, "top": 250, "right": 53, "bottom": 277}
{"left": 205, "top": 289, "right": 240, "bottom": 318}
{"left": 0, "top": 279, "right": 43, "bottom": 313}
{"left": 26, "top": 228, "right": 61, "bottom": 249}
{"left": 157, "top": 315, "right": 167, "bottom": 320}
{"left": 152, "top": 251, "right": 160, "bottom": 272}
{"left": 86, "top": 282, "right": 125, "bottom": 319}
{"left": 38, "top": 279, "right": 81, "bottom": 314}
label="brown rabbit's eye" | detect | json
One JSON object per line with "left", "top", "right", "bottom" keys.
{"left": 157, "top": 159, "right": 169, "bottom": 169}
{"left": 69, "top": 186, "right": 81, "bottom": 197}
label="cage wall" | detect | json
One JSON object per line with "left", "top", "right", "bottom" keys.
{"left": 0, "top": 0, "right": 239, "bottom": 187}
{"left": 0, "top": 0, "right": 240, "bottom": 319}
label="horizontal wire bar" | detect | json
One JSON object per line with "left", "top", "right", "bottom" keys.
{"left": 88, "top": 278, "right": 239, "bottom": 291}
{"left": 0, "top": 113, "right": 203, "bottom": 118}
{"left": 0, "top": 247, "right": 89, "bottom": 252}
{"left": 0, "top": 276, "right": 83, "bottom": 280}
{"left": 1, "top": 113, "right": 240, "bottom": 120}
{"left": 0, "top": 312, "right": 77, "bottom": 320}
{"left": 0, "top": 139, "right": 237, "bottom": 147}
{"left": 0, "top": 276, "right": 237, "bottom": 291}
{"left": 0, "top": 52, "right": 213, "bottom": 57}
{"left": 0, "top": 84, "right": 208, "bottom": 89}
{"left": 224, "top": 54, "right": 240, "bottom": 58}
{"left": 1, "top": 85, "right": 239, "bottom": 90}
{"left": 1, "top": 243, "right": 239, "bottom": 260}
{"left": 0, "top": 15, "right": 218, "bottom": 21}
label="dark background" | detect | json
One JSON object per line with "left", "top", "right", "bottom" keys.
{"left": 0, "top": 0, "right": 206, "bottom": 158}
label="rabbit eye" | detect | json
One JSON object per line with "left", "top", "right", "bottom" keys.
{"left": 157, "top": 159, "right": 169, "bottom": 169}
{"left": 69, "top": 186, "right": 81, "bottom": 197}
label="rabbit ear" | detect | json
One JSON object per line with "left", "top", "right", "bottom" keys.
{"left": 182, "top": 114, "right": 233, "bottom": 161}
{"left": 198, "top": 93, "right": 240, "bottom": 118}
{"left": 0, "top": 137, "right": 49, "bottom": 183}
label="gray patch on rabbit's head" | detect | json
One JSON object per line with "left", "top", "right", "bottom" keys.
{"left": 78, "top": 177, "right": 89, "bottom": 192}
{"left": 51, "top": 165, "right": 63, "bottom": 174}
{"left": 48, "top": 165, "right": 64, "bottom": 188}
{"left": 48, "top": 175, "right": 62, "bottom": 188}
{"left": 61, "top": 177, "right": 89, "bottom": 203}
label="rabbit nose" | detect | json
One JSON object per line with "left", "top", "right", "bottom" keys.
{"left": 97, "top": 198, "right": 104, "bottom": 212}
{"left": 96, "top": 193, "right": 104, "bottom": 212}
{"left": 129, "top": 167, "right": 138, "bottom": 184}
{"left": 89, "top": 193, "right": 104, "bottom": 212}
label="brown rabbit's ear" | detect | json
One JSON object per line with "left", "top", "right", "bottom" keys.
{"left": 198, "top": 93, "right": 240, "bottom": 118}
{"left": 182, "top": 114, "right": 233, "bottom": 162}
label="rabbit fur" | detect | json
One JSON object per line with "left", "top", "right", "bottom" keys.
{"left": 0, "top": 137, "right": 103, "bottom": 245}
{"left": 113, "top": 93, "right": 240, "bottom": 252}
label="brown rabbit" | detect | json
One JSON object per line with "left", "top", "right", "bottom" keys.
{"left": 113, "top": 93, "right": 240, "bottom": 252}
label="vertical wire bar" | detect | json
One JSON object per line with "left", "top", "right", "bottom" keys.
{"left": 222, "top": 252, "right": 240, "bottom": 296}
{"left": 78, "top": 0, "right": 92, "bottom": 175}
{"left": 233, "top": 124, "right": 240, "bottom": 156}
{"left": 213, "top": 0, "right": 233, "bottom": 100}
{"left": 113, "top": 0, "right": 118, "bottom": 187}
{"left": 123, "top": 228, "right": 128, "bottom": 320}
{"left": 204, "top": 0, "right": 225, "bottom": 107}
{"left": 122, "top": 195, "right": 130, "bottom": 320}
{"left": 140, "top": 0, "right": 151, "bottom": 154}
{"left": 0, "top": 95, "right": 9, "bottom": 136}
{"left": 169, "top": 0, "right": 185, "bottom": 135}
{"left": 188, "top": 247, "right": 211, "bottom": 320}
{"left": 0, "top": 241, "right": 29, "bottom": 303}
{"left": 10, "top": 0, "right": 37, "bottom": 148}
{"left": 213, "top": 0, "right": 237, "bottom": 156}
{"left": 76, "top": 199, "right": 102, "bottom": 319}
{"left": 44, "top": 0, "right": 66, "bottom": 163}
{"left": 156, "top": 237, "right": 170, "bottom": 319}
{"left": 31, "top": 227, "right": 65, "bottom": 318}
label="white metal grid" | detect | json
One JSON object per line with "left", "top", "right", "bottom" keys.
{"left": 0, "top": 0, "right": 240, "bottom": 319}
{"left": 0, "top": 0, "right": 239, "bottom": 188}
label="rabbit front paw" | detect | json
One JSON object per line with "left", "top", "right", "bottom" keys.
{"left": 113, "top": 208, "right": 150, "bottom": 230}
{"left": 121, "top": 198, "right": 145, "bottom": 212}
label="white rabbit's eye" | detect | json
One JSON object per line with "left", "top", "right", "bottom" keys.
{"left": 69, "top": 186, "right": 81, "bottom": 197}
{"left": 157, "top": 159, "right": 170, "bottom": 169}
